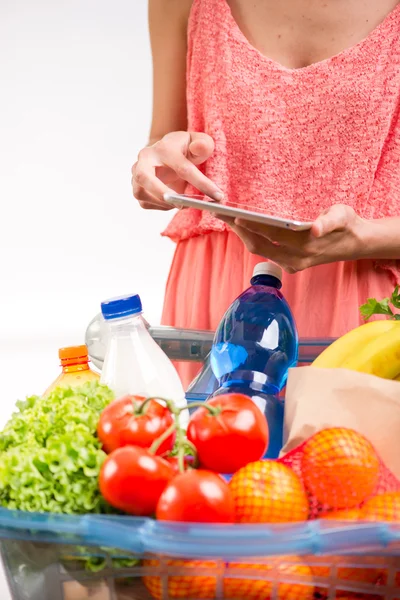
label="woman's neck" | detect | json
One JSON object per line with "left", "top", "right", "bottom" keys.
{"left": 226, "top": 0, "right": 400, "bottom": 70}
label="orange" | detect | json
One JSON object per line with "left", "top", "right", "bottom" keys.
{"left": 229, "top": 460, "right": 309, "bottom": 523}
{"left": 143, "top": 557, "right": 315, "bottom": 600}
{"left": 361, "top": 492, "right": 400, "bottom": 522}
{"left": 320, "top": 508, "right": 361, "bottom": 521}
{"left": 313, "top": 510, "right": 385, "bottom": 598}
{"left": 224, "top": 558, "right": 314, "bottom": 599}
{"left": 142, "top": 555, "right": 391, "bottom": 599}
{"left": 309, "top": 555, "right": 387, "bottom": 599}
{"left": 301, "top": 428, "right": 380, "bottom": 510}
{"left": 142, "top": 558, "right": 217, "bottom": 599}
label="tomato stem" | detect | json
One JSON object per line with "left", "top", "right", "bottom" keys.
{"left": 147, "top": 400, "right": 219, "bottom": 463}
{"left": 136, "top": 396, "right": 176, "bottom": 416}
{"left": 183, "top": 439, "right": 200, "bottom": 469}
{"left": 136, "top": 398, "right": 220, "bottom": 418}
{"left": 182, "top": 402, "right": 221, "bottom": 416}
{"left": 177, "top": 435, "right": 186, "bottom": 474}
{"left": 149, "top": 423, "right": 176, "bottom": 455}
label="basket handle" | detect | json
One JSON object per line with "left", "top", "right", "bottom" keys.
{"left": 0, "top": 509, "right": 398, "bottom": 559}
{"left": 138, "top": 520, "right": 400, "bottom": 558}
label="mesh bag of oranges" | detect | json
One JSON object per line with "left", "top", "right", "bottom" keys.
{"left": 277, "top": 426, "right": 400, "bottom": 599}
{"left": 140, "top": 427, "right": 400, "bottom": 600}
{"left": 280, "top": 427, "right": 400, "bottom": 517}
{"left": 141, "top": 554, "right": 400, "bottom": 600}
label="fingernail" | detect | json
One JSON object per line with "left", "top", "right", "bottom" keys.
{"left": 212, "top": 192, "right": 223, "bottom": 202}
{"left": 313, "top": 226, "right": 322, "bottom": 238}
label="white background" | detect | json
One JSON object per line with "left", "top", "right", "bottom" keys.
{"left": 0, "top": 3, "right": 173, "bottom": 596}
{"left": 0, "top": 0, "right": 175, "bottom": 410}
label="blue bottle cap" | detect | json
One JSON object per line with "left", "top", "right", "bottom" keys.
{"left": 101, "top": 294, "right": 142, "bottom": 320}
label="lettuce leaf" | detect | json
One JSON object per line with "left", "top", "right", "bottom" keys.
{"left": 0, "top": 381, "right": 115, "bottom": 514}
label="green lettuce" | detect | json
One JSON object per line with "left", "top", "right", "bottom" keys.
{"left": 0, "top": 381, "right": 114, "bottom": 514}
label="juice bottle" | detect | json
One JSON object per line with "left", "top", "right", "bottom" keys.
{"left": 44, "top": 345, "right": 100, "bottom": 396}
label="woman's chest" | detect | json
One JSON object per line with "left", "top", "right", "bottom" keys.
{"left": 226, "top": 0, "right": 400, "bottom": 70}
{"left": 189, "top": 0, "right": 400, "bottom": 148}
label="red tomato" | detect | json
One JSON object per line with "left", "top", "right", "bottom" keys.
{"left": 99, "top": 446, "right": 174, "bottom": 516}
{"left": 156, "top": 469, "right": 235, "bottom": 523}
{"left": 97, "top": 395, "right": 175, "bottom": 455}
{"left": 186, "top": 394, "right": 269, "bottom": 474}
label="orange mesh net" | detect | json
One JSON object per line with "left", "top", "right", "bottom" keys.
{"left": 279, "top": 427, "right": 400, "bottom": 519}
{"left": 141, "top": 555, "right": 400, "bottom": 599}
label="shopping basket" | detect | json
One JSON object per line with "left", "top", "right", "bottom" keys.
{"left": 1, "top": 332, "right": 400, "bottom": 600}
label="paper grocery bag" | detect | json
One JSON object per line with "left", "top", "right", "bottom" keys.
{"left": 282, "top": 367, "right": 400, "bottom": 479}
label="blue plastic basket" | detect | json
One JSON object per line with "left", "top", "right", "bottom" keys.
{"left": 1, "top": 338, "right": 400, "bottom": 600}
{"left": 2, "top": 513, "right": 400, "bottom": 599}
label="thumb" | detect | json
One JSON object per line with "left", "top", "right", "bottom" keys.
{"left": 188, "top": 132, "right": 215, "bottom": 165}
{"left": 312, "top": 205, "right": 350, "bottom": 238}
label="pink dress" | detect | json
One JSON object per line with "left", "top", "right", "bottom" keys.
{"left": 162, "top": 0, "right": 400, "bottom": 388}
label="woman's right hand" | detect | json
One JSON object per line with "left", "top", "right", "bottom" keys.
{"left": 131, "top": 131, "right": 223, "bottom": 210}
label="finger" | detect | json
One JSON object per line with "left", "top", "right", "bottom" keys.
{"left": 215, "top": 214, "right": 235, "bottom": 226}
{"left": 133, "top": 156, "right": 172, "bottom": 202}
{"left": 312, "top": 204, "right": 351, "bottom": 238}
{"left": 139, "top": 200, "right": 173, "bottom": 211}
{"left": 163, "top": 131, "right": 215, "bottom": 166}
{"left": 132, "top": 176, "right": 172, "bottom": 211}
{"left": 135, "top": 194, "right": 172, "bottom": 210}
{"left": 188, "top": 132, "right": 215, "bottom": 165}
{"left": 163, "top": 150, "right": 224, "bottom": 201}
{"left": 232, "top": 225, "right": 312, "bottom": 273}
{"left": 231, "top": 224, "right": 287, "bottom": 261}
{"left": 234, "top": 218, "right": 311, "bottom": 247}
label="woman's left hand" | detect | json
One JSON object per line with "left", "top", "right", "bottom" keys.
{"left": 221, "top": 204, "right": 370, "bottom": 274}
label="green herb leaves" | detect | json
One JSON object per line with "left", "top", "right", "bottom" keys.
{"left": 360, "top": 286, "right": 400, "bottom": 321}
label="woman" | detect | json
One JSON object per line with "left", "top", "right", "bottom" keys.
{"left": 132, "top": 0, "right": 400, "bottom": 388}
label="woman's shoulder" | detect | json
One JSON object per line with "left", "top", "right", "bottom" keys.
{"left": 149, "top": 0, "right": 193, "bottom": 25}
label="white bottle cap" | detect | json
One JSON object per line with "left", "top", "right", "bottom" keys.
{"left": 252, "top": 262, "right": 282, "bottom": 282}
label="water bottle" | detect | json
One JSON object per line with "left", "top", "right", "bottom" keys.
{"left": 185, "top": 353, "right": 219, "bottom": 406}
{"left": 100, "top": 294, "right": 188, "bottom": 422}
{"left": 210, "top": 262, "right": 298, "bottom": 458}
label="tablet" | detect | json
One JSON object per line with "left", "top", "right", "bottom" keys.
{"left": 164, "top": 193, "right": 313, "bottom": 232}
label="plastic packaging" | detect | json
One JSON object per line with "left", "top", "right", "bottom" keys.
{"left": 100, "top": 294, "right": 187, "bottom": 420}
{"left": 44, "top": 345, "right": 99, "bottom": 396}
{"left": 210, "top": 262, "right": 298, "bottom": 458}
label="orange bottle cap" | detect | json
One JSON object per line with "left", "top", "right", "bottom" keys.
{"left": 59, "top": 345, "right": 88, "bottom": 362}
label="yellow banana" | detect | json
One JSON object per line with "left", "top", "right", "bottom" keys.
{"left": 312, "top": 320, "right": 398, "bottom": 369}
{"left": 340, "top": 323, "right": 400, "bottom": 379}
{"left": 395, "top": 374, "right": 400, "bottom": 382}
